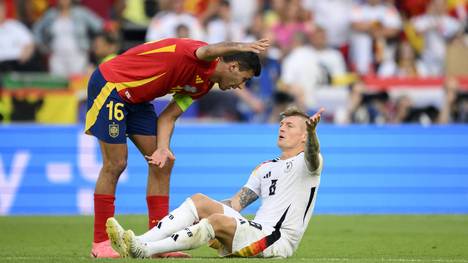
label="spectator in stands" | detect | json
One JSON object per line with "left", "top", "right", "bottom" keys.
{"left": 347, "top": 82, "right": 392, "bottom": 124}
{"left": 92, "top": 32, "right": 119, "bottom": 65}
{"left": 229, "top": 0, "right": 258, "bottom": 31}
{"left": 205, "top": 0, "right": 244, "bottom": 43}
{"left": 303, "top": 0, "right": 352, "bottom": 50}
{"left": 310, "top": 26, "right": 347, "bottom": 85}
{"left": 233, "top": 11, "right": 281, "bottom": 122}
{"left": 439, "top": 77, "right": 468, "bottom": 123}
{"left": 175, "top": 23, "right": 190, "bottom": 38}
{"left": 270, "top": 0, "right": 311, "bottom": 54}
{"left": 0, "top": 0, "right": 35, "bottom": 72}
{"left": 181, "top": 0, "right": 221, "bottom": 27}
{"left": 240, "top": 53, "right": 281, "bottom": 122}
{"left": 378, "top": 40, "right": 428, "bottom": 77}
{"left": 81, "top": 0, "right": 125, "bottom": 22}
{"left": 33, "top": 0, "right": 103, "bottom": 77}
{"left": 392, "top": 94, "right": 439, "bottom": 124}
{"left": 411, "top": 0, "right": 462, "bottom": 76}
{"left": 349, "top": 0, "right": 402, "bottom": 75}
{"left": 15, "top": 0, "right": 50, "bottom": 28}
{"left": 145, "top": 0, "right": 204, "bottom": 42}
{"left": 267, "top": 85, "right": 296, "bottom": 123}
{"left": 281, "top": 31, "right": 322, "bottom": 113}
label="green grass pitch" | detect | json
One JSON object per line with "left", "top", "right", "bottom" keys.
{"left": 0, "top": 215, "right": 467, "bottom": 262}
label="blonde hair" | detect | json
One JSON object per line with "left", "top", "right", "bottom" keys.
{"left": 280, "top": 106, "right": 309, "bottom": 120}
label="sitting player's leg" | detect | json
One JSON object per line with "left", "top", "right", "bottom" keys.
{"left": 124, "top": 214, "right": 236, "bottom": 258}
{"left": 106, "top": 217, "right": 128, "bottom": 258}
{"left": 136, "top": 193, "right": 225, "bottom": 242}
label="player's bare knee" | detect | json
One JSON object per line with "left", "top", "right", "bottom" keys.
{"left": 191, "top": 193, "right": 208, "bottom": 203}
{"left": 103, "top": 159, "right": 127, "bottom": 176}
{"left": 207, "top": 214, "right": 236, "bottom": 235}
{"left": 149, "top": 163, "right": 172, "bottom": 177}
{"left": 191, "top": 193, "right": 210, "bottom": 217}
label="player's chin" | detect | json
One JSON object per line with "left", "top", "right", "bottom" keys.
{"left": 221, "top": 85, "right": 233, "bottom": 91}
{"left": 277, "top": 139, "right": 284, "bottom": 147}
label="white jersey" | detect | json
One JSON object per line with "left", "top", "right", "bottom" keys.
{"left": 244, "top": 152, "right": 323, "bottom": 252}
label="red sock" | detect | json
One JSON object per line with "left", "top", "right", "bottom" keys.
{"left": 146, "top": 195, "right": 169, "bottom": 229}
{"left": 94, "top": 194, "right": 115, "bottom": 243}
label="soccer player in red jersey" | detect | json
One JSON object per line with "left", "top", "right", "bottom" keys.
{"left": 85, "top": 37, "right": 269, "bottom": 258}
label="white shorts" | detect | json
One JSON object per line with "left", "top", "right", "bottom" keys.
{"left": 214, "top": 204, "right": 293, "bottom": 258}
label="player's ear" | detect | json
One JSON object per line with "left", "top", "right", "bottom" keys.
{"left": 301, "top": 126, "right": 307, "bottom": 143}
{"left": 229, "top": 61, "right": 239, "bottom": 72}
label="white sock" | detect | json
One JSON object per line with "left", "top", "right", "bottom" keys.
{"left": 138, "top": 198, "right": 199, "bottom": 242}
{"left": 144, "top": 218, "right": 215, "bottom": 256}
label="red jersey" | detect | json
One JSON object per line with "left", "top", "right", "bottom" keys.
{"left": 99, "top": 38, "right": 218, "bottom": 103}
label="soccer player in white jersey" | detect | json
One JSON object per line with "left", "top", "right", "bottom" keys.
{"left": 106, "top": 107, "right": 325, "bottom": 258}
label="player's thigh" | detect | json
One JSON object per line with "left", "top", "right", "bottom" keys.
{"left": 190, "top": 194, "right": 225, "bottom": 218}
{"left": 129, "top": 134, "right": 157, "bottom": 156}
{"left": 98, "top": 140, "right": 128, "bottom": 169}
{"left": 85, "top": 70, "right": 129, "bottom": 144}
{"left": 207, "top": 214, "right": 237, "bottom": 249}
{"left": 126, "top": 102, "right": 157, "bottom": 140}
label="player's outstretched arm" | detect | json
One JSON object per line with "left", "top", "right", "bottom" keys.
{"left": 305, "top": 108, "right": 325, "bottom": 172}
{"left": 195, "top": 39, "right": 270, "bottom": 61}
{"left": 145, "top": 100, "right": 184, "bottom": 168}
{"left": 222, "top": 187, "right": 258, "bottom": 212}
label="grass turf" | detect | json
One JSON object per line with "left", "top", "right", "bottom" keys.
{"left": 0, "top": 215, "right": 467, "bottom": 262}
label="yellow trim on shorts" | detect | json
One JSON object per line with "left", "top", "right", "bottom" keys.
{"left": 85, "top": 82, "right": 115, "bottom": 133}
{"left": 173, "top": 94, "right": 193, "bottom": 112}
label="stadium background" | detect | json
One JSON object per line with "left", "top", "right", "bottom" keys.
{"left": 0, "top": 0, "right": 468, "bottom": 261}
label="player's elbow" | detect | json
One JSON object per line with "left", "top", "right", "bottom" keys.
{"left": 306, "top": 153, "right": 323, "bottom": 173}
{"left": 231, "top": 202, "right": 243, "bottom": 212}
{"left": 196, "top": 46, "right": 216, "bottom": 61}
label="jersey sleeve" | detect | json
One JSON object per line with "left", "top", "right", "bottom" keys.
{"left": 180, "top": 39, "right": 209, "bottom": 61}
{"left": 243, "top": 164, "right": 262, "bottom": 195}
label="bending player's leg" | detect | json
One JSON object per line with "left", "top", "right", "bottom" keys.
{"left": 92, "top": 141, "right": 128, "bottom": 257}
{"left": 137, "top": 193, "right": 224, "bottom": 242}
{"left": 130, "top": 134, "right": 172, "bottom": 230}
{"left": 130, "top": 133, "right": 190, "bottom": 258}
{"left": 125, "top": 214, "right": 236, "bottom": 258}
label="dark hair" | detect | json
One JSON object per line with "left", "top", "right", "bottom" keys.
{"left": 222, "top": 52, "right": 261, "bottom": 77}
{"left": 95, "top": 32, "right": 118, "bottom": 45}
{"left": 280, "top": 106, "right": 310, "bottom": 120}
{"left": 176, "top": 23, "right": 189, "bottom": 32}
{"left": 220, "top": 0, "right": 230, "bottom": 7}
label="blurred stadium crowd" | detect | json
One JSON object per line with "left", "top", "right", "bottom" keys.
{"left": 1, "top": 0, "right": 468, "bottom": 124}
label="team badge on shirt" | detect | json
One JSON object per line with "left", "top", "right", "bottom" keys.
{"left": 109, "top": 123, "right": 119, "bottom": 138}
{"left": 284, "top": 161, "right": 293, "bottom": 173}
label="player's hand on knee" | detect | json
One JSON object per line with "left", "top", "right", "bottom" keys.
{"left": 145, "top": 148, "right": 175, "bottom": 168}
